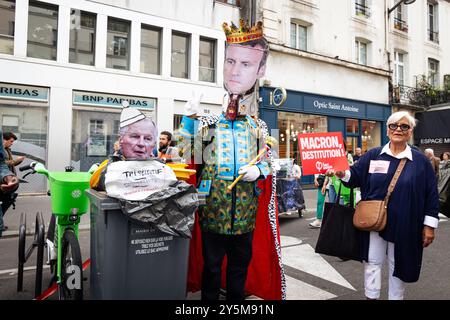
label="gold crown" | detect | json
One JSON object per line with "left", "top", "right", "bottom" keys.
{"left": 222, "top": 19, "right": 263, "bottom": 44}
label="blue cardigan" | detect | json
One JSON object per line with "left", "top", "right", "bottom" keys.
{"left": 343, "top": 146, "right": 439, "bottom": 282}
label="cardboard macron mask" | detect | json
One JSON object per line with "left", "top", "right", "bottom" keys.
{"left": 222, "top": 20, "right": 268, "bottom": 119}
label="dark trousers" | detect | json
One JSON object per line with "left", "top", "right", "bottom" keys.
{"left": 1, "top": 192, "right": 17, "bottom": 216}
{"left": 201, "top": 231, "right": 254, "bottom": 301}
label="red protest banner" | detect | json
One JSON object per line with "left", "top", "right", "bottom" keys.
{"left": 298, "top": 132, "right": 350, "bottom": 175}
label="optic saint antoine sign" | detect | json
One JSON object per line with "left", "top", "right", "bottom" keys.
{"left": 313, "top": 100, "right": 359, "bottom": 113}
{"left": 304, "top": 96, "right": 364, "bottom": 117}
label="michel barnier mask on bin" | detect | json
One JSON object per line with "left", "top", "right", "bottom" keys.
{"left": 222, "top": 20, "right": 268, "bottom": 119}
{"left": 119, "top": 101, "right": 158, "bottom": 159}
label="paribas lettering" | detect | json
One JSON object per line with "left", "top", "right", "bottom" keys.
{"left": 122, "top": 168, "right": 163, "bottom": 178}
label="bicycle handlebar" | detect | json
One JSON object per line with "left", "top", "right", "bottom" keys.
{"left": 19, "top": 163, "right": 35, "bottom": 172}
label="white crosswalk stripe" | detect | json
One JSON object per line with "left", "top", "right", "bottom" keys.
{"left": 285, "top": 275, "right": 336, "bottom": 300}
{"left": 281, "top": 236, "right": 356, "bottom": 299}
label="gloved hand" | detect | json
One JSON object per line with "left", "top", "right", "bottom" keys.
{"left": 184, "top": 91, "right": 203, "bottom": 116}
{"left": 238, "top": 165, "right": 260, "bottom": 182}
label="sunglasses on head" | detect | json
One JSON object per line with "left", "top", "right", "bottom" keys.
{"left": 388, "top": 123, "right": 411, "bottom": 131}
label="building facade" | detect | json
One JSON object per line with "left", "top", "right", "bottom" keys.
{"left": 255, "top": 0, "right": 449, "bottom": 183}
{"left": 389, "top": 0, "right": 450, "bottom": 113}
{"left": 0, "top": 0, "right": 239, "bottom": 193}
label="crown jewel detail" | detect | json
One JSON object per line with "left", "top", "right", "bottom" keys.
{"left": 222, "top": 19, "right": 263, "bottom": 44}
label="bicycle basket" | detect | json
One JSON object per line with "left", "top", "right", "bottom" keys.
{"left": 48, "top": 172, "right": 92, "bottom": 215}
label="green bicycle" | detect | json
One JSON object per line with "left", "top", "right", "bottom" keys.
{"left": 18, "top": 162, "right": 97, "bottom": 300}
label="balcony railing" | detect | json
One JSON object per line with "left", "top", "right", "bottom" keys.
{"left": 392, "top": 84, "right": 450, "bottom": 107}
{"left": 428, "top": 29, "right": 439, "bottom": 43}
{"left": 393, "top": 18, "right": 408, "bottom": 32}
{"left": 355, "top": 3, "right": 371, "bottom": 18}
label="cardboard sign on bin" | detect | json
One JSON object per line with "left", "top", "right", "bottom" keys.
{"left": 298, "top": 132, "right": 349, "bottom": 175}
{"left": 105, "top": 160, "right": 177, "bottom": 201}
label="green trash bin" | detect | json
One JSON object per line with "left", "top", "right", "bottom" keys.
{"left": 86, "top": 189, "right": 191, "bottom": 300}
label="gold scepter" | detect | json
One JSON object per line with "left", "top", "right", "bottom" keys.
{"left": 227, "top": 136, "right": 278, "bottom": 191}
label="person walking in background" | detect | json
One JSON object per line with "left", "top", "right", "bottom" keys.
{"left": 1, "top": 132, "right": 24, "bottom": 231}
{"left": 309, "top": 173, "right": 328, "bottom": 228}
{"left": 440, "top": 151, "right": 450, "bottom": 170}
{"left": 353, "top": 147, "right": 362, "bottom": 162}
{"left": 3, "top": 132, "right": 25, "bottom": 175}
{"left": 425, "top": 148, "right": 440, "bottom": 178}
{"left": 326, "top": 111, "right": 439, "bottom": 300}
{"left": 438, "top": 151, "right": 450, "bottom": 217}
{"left": 0, "top": 129, "right": 20, "bottom": 236}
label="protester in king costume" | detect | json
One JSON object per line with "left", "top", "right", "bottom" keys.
{"left": 178, "top": 20, "right": 285, "bottom": 300}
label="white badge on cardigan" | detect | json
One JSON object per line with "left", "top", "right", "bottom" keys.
{"left": 369, "top": 160, "right": 390, "bottom": 174}
{"left": 105, "top": 160, "right": 177, "bottom": 201}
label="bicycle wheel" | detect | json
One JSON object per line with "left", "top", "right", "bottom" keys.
{"left": 58, "top": 229, "right": 83, "bottom": 300}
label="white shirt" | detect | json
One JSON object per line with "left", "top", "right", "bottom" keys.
{"left": 341, "top": 143, "right": 438, "bottom": 229}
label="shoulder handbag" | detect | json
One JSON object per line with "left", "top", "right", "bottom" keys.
{"left": 315, "top": 185, "right": 363, "bottom": 261}
{"left": 353, "top": 158, "right": 407, "bottom": 232}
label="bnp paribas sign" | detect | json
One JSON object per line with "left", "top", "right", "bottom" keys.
{"left": 73, "top": 90, "right": 156, "bottom": 110}
{"left": 0, "top": 82, "right": 49, "bottom": 102}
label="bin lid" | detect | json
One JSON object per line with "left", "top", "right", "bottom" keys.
{"left": 85, "top": 189, "right": 122, "bottom": 210}
{"left": 49, "top": 172, "right": 92, "bottom": 184}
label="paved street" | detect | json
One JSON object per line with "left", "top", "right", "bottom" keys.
{"left": 1, "top": 190, "right": 449, "bottom": 300}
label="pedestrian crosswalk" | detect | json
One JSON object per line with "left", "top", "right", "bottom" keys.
{"left": 281, "top": 235, "right": 356, "bottom": 300}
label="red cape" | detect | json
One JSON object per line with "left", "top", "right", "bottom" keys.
{"left": 186, "top": 173, "right": 283, "bottom": 300}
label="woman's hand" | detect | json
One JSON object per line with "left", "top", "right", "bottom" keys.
{"left": 325, "top": 169, "right": 345, "bottom": 178}
{"left": 422, "top": 226, "right": 435, "bottom": 248}
{"left": 314, "top": 178, "right": 319, "bottom": 187}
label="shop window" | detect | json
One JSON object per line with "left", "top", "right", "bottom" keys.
{"left": 0, "top": 0, "right": 15, "bottom": 54}
{"left": 346, "top": 118, "right": 359, "bottom": 134}
{"left": 199, "top": 37, "right": 216, "bottom": 82}
{"left": 27, "top": 1, "right": 59, "bottom": 61}
{"left": 173, "top": 114, "right": 183, "bottom": 131}
{"left": 106, "top": 17, "right": 130, "bottom": 70}
{"left": 277, "top": 111, "right": 327, "bottom": 164}
{"left": 361, "top": 120, "right": 380, "bottom": 152}
{"left": 72, "top": 110, "right": 120, "bottom": 171}
{"left": 171, "top": 32, "right": 190, "bottom": 79}
{"left": 2, "top": 114, "right": 18, "bottom": 133}
{"left": 1, "top": 104, "right": 48, "bottom": 193}
{"left": 141, "top": 25, "right": 161, "bottom": 75}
